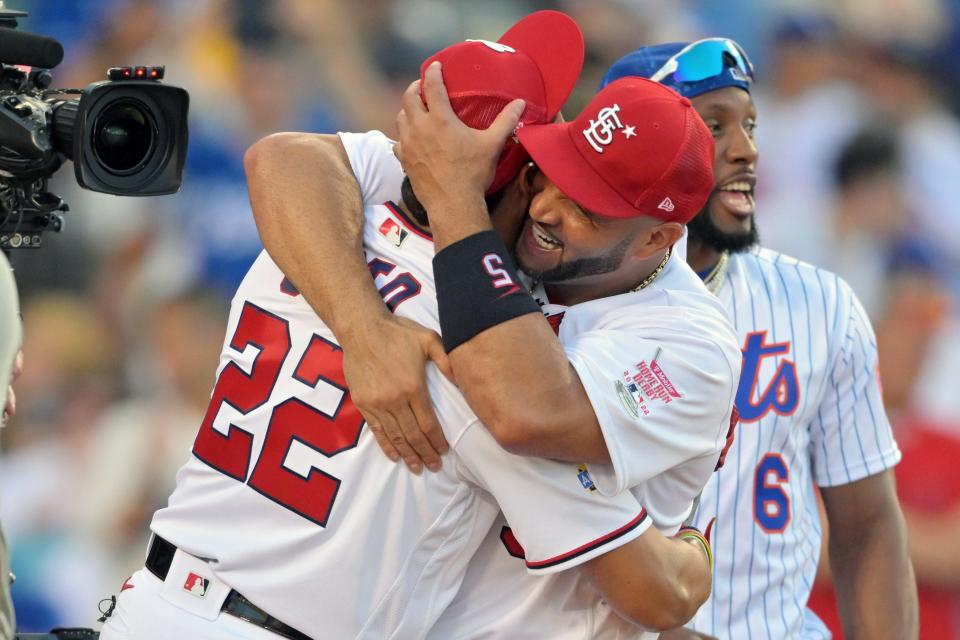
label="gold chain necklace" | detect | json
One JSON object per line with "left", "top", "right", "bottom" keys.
{"left": 702, "top": 251, "right": 730, "bottom": 295}
{"left": 632, "top": 247, "right": 672, "bottom": 292}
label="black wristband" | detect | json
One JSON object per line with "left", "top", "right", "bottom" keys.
{"left": 434, "top": 230, "right": 541, "bottom": 352}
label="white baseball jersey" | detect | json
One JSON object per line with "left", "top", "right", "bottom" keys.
{"left": 427, "top": 254, "right": 741, "bottom": 640}
{"left": 150, "top": 130, "right": 667, "bottom": 640}
{"left": 687, "top": 248, "right": 902, "bottom": 639}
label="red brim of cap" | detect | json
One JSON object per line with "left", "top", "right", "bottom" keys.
{"left": 518, "top": 123, "right": 642, "bottom": 219}
{"left": 498, "top": 10, "right": 584, "bottom": 118}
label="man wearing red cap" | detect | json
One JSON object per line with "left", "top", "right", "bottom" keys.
{"left": 235, "top": 13, "right": 745, "bottom": 640}
{"left": 100, "top": 12, "right": 734, "bottom": 640}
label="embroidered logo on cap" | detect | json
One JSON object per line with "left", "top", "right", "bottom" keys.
{"left": 583, "top": 104, "right": 625, "bottom": 153}
{"left": 657, "top": 197, "right": 675, "bottom": 213}
{"left": 465, "top": 39, "right": 516, "bottom": 54}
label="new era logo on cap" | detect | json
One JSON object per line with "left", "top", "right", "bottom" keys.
{"left": 658, "top": 197, "right": 675, "bottom": 212}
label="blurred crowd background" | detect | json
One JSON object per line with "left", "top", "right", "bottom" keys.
{"left": 3, "top": 0, "right": 960, "bottom": 636}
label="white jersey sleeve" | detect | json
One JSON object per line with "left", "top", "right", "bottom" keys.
{"left": 810, "top": 281, "right": 901, "bottom": 486}
{"left": 567, "top": 313, "right": 739, "bottom": 497}
{"left": 337, "top": 130, "right": 403, "bottom": 205}
{"left": 424, "top": 366, "right": 651, "bottom": 575}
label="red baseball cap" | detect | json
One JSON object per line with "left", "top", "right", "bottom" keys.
{"left": 516, "top": 77, "right": 715, "bottom": 222}
{"left": 419, "top": 10, "right": 584, "bottom": 193}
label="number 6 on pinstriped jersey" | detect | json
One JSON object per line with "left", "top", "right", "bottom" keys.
{"left": 753, "top": 453, "right": 790, "bottom": 533}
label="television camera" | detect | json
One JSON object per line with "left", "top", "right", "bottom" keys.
{"left": 0, "top": 2, "right": 188, "bottom": 251}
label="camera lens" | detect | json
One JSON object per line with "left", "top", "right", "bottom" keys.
{"left": 92, "top": 100, "right": 155, "bottom": 173}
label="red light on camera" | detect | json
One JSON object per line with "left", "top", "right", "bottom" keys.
{"left": 108, "top": 65, "right": 164, "bottom": 81}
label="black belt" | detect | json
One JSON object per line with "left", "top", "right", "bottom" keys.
{"left": 145, "top": 536, "right": 312, "bottom": 640}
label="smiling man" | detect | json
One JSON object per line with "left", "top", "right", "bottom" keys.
{"left": 98, "top": 14, "right": 737, "bottom": 639}
{"left": 601, "top": 39, "right": 918, "bottom": 640}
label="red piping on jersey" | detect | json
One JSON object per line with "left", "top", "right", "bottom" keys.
{"left": 384, "top": 201, "right": 432, "bottom": 240}
{"left": 526, "top": 508, "right": 648, "bottom": 570}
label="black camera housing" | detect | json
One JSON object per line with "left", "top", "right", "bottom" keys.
{"left": 68, "top": 80, "right": 188, "bottom": 196}
{"left": 0, "top": 6, "right": 189, "bottom": 250}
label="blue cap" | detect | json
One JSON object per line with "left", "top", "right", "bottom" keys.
{"left": 600, "top": 40, "right": 753, "bottom": 99}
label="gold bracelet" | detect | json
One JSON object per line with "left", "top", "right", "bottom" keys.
{"left": 677, "top": 528, "right": 713, "bottom": 571}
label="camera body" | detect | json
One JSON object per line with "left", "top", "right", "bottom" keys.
{"left": 0, "top": 5, "right": 189, "bottom": 250}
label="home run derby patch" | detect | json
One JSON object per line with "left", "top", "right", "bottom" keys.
{"left": 616, "top": 352, "right": 682, "bottom": 418}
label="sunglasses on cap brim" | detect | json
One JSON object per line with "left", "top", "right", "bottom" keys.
{"left": 649, "top": 38, "right": 754, "bottom": 84}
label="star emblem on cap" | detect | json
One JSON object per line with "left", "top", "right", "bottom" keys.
{"left": 622, "top": 125, "right": 637, "bottom": 139}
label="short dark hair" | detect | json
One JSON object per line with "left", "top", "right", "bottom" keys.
{"left": 401, "top": 175, "right": 511, "bottom": 227}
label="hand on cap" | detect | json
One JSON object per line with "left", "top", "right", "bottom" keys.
{"left": 394, "top": 61, "right": 525, "bottom": 213}
{"left": 341, "top": 316, "right": 453, "bottom": 474}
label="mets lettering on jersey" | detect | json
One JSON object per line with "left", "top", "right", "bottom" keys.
{"left": 735, "top": 330, "right": 799, "bottom": 422}
{"left": 689, "top": 248, "right": 901, "bottom": 640}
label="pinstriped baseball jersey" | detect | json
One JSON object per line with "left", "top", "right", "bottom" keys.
{"left": 688, "top": 247, "right": 901, "bottom": 640}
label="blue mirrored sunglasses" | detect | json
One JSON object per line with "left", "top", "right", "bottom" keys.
{"left": 649, "top": 38, "right": 753, "bottom": 84}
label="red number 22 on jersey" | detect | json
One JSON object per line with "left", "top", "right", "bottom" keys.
{"left": 192, "top": 302, "right": 363, "bottom": 527}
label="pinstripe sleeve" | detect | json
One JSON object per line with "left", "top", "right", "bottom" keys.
{"left": 810, "top": 282, "right": 901, "bottom": 487}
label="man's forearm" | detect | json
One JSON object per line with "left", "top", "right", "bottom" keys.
{"left": 824, "top": 473, "right": 918, "bottom": 640}
{"left": 583, "top": 528, "right": 712, "bottom": 632}
{"left": 423, "top": 190, "right": 610, "bottom": 461}
{"left": 449, "top": 313, "right": 608, "bottom": 461}
{"left": 397, "top": 64, "right": 606, "bottom": 461}
{"left": 244, "top": 132, "right": 391, "bottom": 337}
{"left": 830, "top": 520, "right": 917, "bottom": 639}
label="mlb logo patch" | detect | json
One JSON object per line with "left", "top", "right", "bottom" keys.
{"left": 615, "top": 379, "right": 642, "bottom": 418}
{"left": 183, "top": 572, "right": 210, "bottom": 598}
{"left": 379, "top": 218, "right": 409, "bottom": 248}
